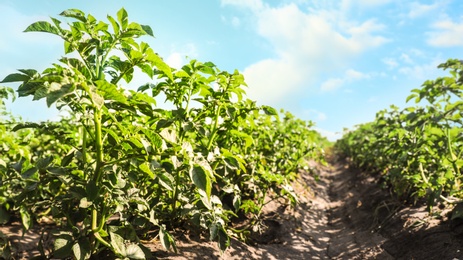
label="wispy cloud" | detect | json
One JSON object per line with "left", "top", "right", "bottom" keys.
{"left": 222, "top": 0, "right": 388, "bottom": 105}
{"left": 341, "top": 0, "right": 394, "bottom": 10}
{"left": 320, "top": 69, "right": 370, "bottom": 92}
{"left": 165, "top": 43, "right": 198, "bottom": 69}
{"left": 220, "top": 0, "right": 264, "bottom": 11}
{"left": 398, "top": 57, "right": 442, "bottom": 80}
{"left": 221, "top": 15, "right": 241, "bottom": 28}
{"left": 382, "top": 57, "right": 399, "bottom": 69}
{"left": 304, "top": 109, "right": 327, "bottom": 121}
{"left": 407, "top": 2, "right": 440, "bottom": 19}
{"left": 427, "top": 19, "right": 463, "bottom": 47}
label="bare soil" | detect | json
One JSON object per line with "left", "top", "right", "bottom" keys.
{"left": 2, "top": 156, "right": 463, "bottom": 259}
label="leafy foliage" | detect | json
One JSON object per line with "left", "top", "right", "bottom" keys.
{"left": 336, "top": 59, "right": 463, "bottom": 211}
{"left": 0, "top": 8, "right": 326, "bottom": 258}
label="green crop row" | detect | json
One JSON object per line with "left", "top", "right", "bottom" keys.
{"left": 0, "top": 9, "right": 326, "bottom": 259}
{"left": 336, "top": 59, "right": 463, "bottom": 212}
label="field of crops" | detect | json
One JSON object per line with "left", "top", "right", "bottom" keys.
{"left": 0, "top": 9, "right": 328, "bottom": 259}
{"left": 335, "top": 59, "right": 463, "bottom": 213}
{"left": 1, "top": 7, "right": 463, "bottom": 260}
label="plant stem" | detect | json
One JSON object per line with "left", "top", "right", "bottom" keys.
{"left": 207, "top": 104, "right": 221, "bottom": 150}
{"left": 91, "top": 107, "right": 105, "bottom": 239}
{"left": 93, "top": 108, "right": 104, "bottom": 184}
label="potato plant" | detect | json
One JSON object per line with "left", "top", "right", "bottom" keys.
{"left": 0, "top": 9, "right": 327, "bottom": 259}
{"left": 336, "top": 59, "right": 463, "bottom": 211}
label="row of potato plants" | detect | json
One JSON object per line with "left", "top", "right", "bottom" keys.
{"left": 0, "top": 9, "right": 327, "bottom": 259}
{"left": 336, "top": 59, "right": 463, "bottom": 212}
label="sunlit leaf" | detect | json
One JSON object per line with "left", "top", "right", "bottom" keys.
{"left": 110, "top": 232, "right": 126, "bottom": 256}
{"left": 60, "top": 9, "right": 87, "bottom": 22}
{"left": 1, "top": 73, "right": 30, "bottom": 83}
{"left": 126, "top": 244, "right": 146, "bottom": 259}
{"left": 159, "top": 225, "right": 177, "bottom": 253}
{"left": 72, "top": 237, "right": 91, "bottom": 260}
{"left": 54, "top": 232, "right": 74, "bottom": 258}
{"left": 117, "top": 8, "right": 128, "bottom": 30}
{"left": 46, "top": 83, "right": 75, "bottom": 107}
{"left": 24, "top": 21, "right": 60, "bottom": 35}
{"left": 189, "top": 164, "right": 212, "bottom": 200}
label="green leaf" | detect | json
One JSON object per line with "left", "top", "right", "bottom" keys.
{"left": 90, "top": 90, "right": 104, "bottom": 108}
{"left": 95, "top": 80, "right": 127, "bottom": 104}
{"left": 60, "top": 9, "right": 87, "bottom": 22}
{"left": 79, "top": 197, "right": 92, "bottom": 209}
{"left": 217, "top": 225, "right": 230, "bottom": 252}
{"left": 54, "top": 232, "right": 74, "bottom": 258}
{"left": 141, "top": 25, "right": 154, "bottom": 37}
{"left": 103, "top": 127, "right": 121, "bottom": 145}
{"left": 46, "top": 83, "right": 75, "bottom": 107}
{"left": 146, "top": 48, "right": 173, "bottom": 81}
{"left": 158, "top": 172, "right": 174, "bottom": 191}
{"left": 139, "top": 162, "right": 155, "bottom": 179}
{"left": 160, "top": 128, "right": 177, "bottom": 143}
{"left": 110, "top": 232, "right": 126, "bottom": 256}
{"left": 18, "top": 69, "right": 39, "bottom": 77}
{"left": 21, "top": 167, "right": 38, "bottom": 180}
{"left": 72, "top": 237, "right": 91, "bottom": 260}
{"left": 189, "top": 164, "right": 212, "bottom": 200}
{"left": 86, "top": 180, "right": 98, "bottom": 200}
{"left": 262, "top": 105, "right": 278, "bottom": 116}
{"left": 0, "top": 207, "right": 10, "bottom": 225}
{"left": 20, "top": 206, "right": 31, "bottom": 231}
{"left": 17, "top": 81, "right": 45, "bottom": 97}
{"left": 117, "top": 8, "right": 128, "bottom": 30}
{"left": 12, "top": 122, "right": 40, "bottom": 131}
{"left": 159, "top": 225, "right": 177, "bottom": 253}
{"left": 126, "top": 244, "right": 146, "bottom": 259}
{"left": 142, "top": 129, "right": 163, "bottom": 149}
{"left": 107, "top": 15, "right": 120, "bottom": 35}
{"left": 24, "top": 21, "right": 60, "bottom": 35}
{"left": 122, "top": 23, "right": 151, "bottom": 38}
{"left": 452, "top": 203, "right": 463, "bottom": 220}
{"left": 1, "top": 73, "right": 30, "bottom": 83}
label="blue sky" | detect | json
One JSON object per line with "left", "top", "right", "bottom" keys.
{"left": 1, "top": 0, "right": 463, "bottom": 140}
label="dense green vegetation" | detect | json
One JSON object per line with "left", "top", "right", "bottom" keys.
{"left": 0, "top": 9, "right": 327, "bottom": 259}
{"left": 336, "top": 59, "right": 463, "bottom": 212}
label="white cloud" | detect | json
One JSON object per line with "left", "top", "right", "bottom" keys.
{"left": 231, "top": 16, "right": 241, "bottom": 27}
{"left": 165, "top": 53, "right": 185, "bottom": 69}
{"left": 400, "top": 53, "right": 413, "bottom": 64}
{"left": 221, "top": 15, "right": 241, "bottom": 28}
{"left": 320, "top": 69, "right": 369, "bottom": 92}
{"left": 408, "top": 2, "right": 439, "bottom": 19}
{"left": 382, "top": 57, "right": 399, "bottom": 69}
{"left": 427, "top": 19, "right": 463, "bottom": 47}
{"left": 398, "top": 58, "right": 442, "bottom": 80}
{"left": 315, "top": 127, "right": 341, "bottom": 141}
{"left": 341, "top": 0, "right": 394, "bottom": 10}
{"left": 321, "top": 78, "right": 344, "bottom": 92}
{"left": 244, "top": 57, "right": 305, "bottom": 103}
{"left": 346, "top": 69, "right": 370, "bottom": 80}
{"left": 303, "top": 109, "right": 327, "bottom": 121}
{"left": 220, "top": 0, "right": 264, "bottom": 12}
{"left": 164, "top": 43, "right": 198, "bottom": 69}
{"left": 224, "top": 2, "right": 388, "bottom": 104}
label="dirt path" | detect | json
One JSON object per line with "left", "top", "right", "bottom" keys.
{"left": 2, "top": 157, "right": 463, "bottom": 259}
{"left": 148, "top": 158, "right": 395, "bottom": 259}
{"left": 149, "top": 157, "right": 463, "bottom": 259}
